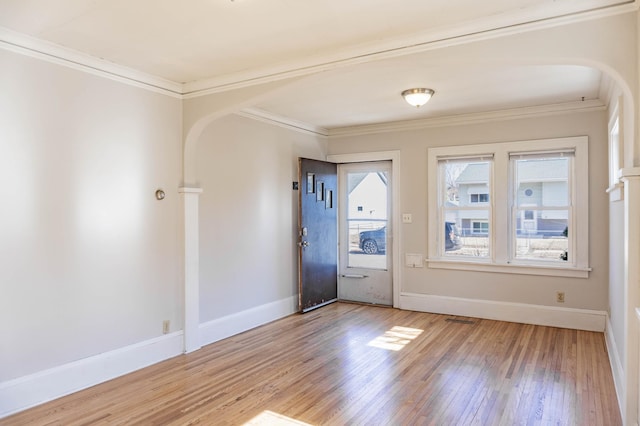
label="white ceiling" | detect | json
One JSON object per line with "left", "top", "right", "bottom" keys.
{"left": 0, "top": 0, "right": 633, "bottom": 130}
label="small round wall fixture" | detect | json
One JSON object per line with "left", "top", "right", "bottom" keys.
{"left": 402, "top": 88, "right": 435, "bottom": 108}
{"left": 155, "top": 189, "right": 166, "bottom": 200}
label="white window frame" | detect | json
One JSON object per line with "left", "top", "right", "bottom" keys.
{"left": 607, "top": 99, "right": 623, "bottom": 197}
{"left": 510, "top": 154, "right": 572, "bottom": 264}
{"left": 427, "top": 136, "right": 590, "bottom": 278}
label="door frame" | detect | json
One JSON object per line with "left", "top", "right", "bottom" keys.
{"left": 327, "top": 151, "right": 401, "bottom": 308}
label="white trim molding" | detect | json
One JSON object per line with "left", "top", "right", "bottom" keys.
{"left": 427, "top": 136, "right": 590, "bottom": 277}
{"left": 179, "top": 187, "right": 204, "bottom": 353}
{"left": 237, "top": 108, "right": 329, "bottom": 137}
{"left": 0, "top": 332, "right": 184, "bottom": 419}
{"left": 199, "top": 296, "right": 298, "bottom": 347}
{"left": 1, "top": 1, "right": 637, "bottom": 100}
{"left": 327, "top": 151, "right": 402, "bottom": 309}
{"left": 619, "top": 171, "right": 640, "bottom": 425}
{"left": 606, "top": 315, "right": 625, "bottom": 421}
{"left": 181, "top": 1, "right": 639, "bottom": 97}
{"left": 607, "top": 183, "right": 625, "bottom": 202}
{"left": 329, "top": 100, "right": 606, "bottom": 138}
{"left": 0, "top": 27, "right": 182, "bottom": 97}
{"left": 426, "top": 259, "right": 591, "bottom": 278}
{"left": 400, "top": 292, "right": 606, "bottom": 332}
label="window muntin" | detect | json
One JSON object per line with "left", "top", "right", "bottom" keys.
{"left": 427, "top": 136, "right": 589, "bottom": 278}
{"left": 438, "top": 158, "right": 492, "bottom": 258}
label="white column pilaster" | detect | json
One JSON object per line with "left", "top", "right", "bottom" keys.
{"left": 179, "top": 187, "right": 203, "bottom": 354}
{"left": 621, "top": 168, "right": 640, "bottom": 425}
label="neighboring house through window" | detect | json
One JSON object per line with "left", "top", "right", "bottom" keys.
{"left": 427, "top": 136, "right": 590, "bottom": 278}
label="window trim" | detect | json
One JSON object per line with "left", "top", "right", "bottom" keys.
{"left": 608, "top": 100, "right": 621, "bottom": 186}
{"left": 510, "top": 153, "right": 572, "bottom": 264}
{"left": 427, "top": 136, "right": 590, "bottom": 278}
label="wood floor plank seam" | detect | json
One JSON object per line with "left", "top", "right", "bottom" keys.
{"left": 3, "top": 303, "right": 621, "bottom": 425}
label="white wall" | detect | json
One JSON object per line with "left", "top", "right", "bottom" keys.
{"left": 197, "top": 114, "right": 327, "bottom": 322}
{"left": 0, "top": 8, "right": 636, "bottom": 421}
{"left": 0, "top": 48, "right": 183, "bottom": 382}
{"left": 328, "top": 110, "right": 609, "bottom": 311}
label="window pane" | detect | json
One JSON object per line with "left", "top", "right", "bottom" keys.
{"left": 440, "top": 159, "right": 491, "bottom": 257}
{"left": 513, "top": 154, "right": 571, "bottom": 263}
{"left": 515, "top": 209, "right": 568, "bottom": 261}
{"left": 440, "top": 159, "right": 491, "bottom": 258}
{"left": 347, "top": 171, "right": 388, "bottom": 269}
{"left": 515, "top": 157, "right": 569, "bottom": 207}
{"left": 443, "top": 211, "right": 490, "bottom": 257}
{"left": 441, "top": 160, "right": 490, "bottom": 204}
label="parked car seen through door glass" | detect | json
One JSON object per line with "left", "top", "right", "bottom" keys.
{"left": 358, "top": 222, "right": 461, "bottom": 255}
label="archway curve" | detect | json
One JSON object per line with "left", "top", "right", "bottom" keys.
{"left": 182, "top": 75, "right": 312, "bottom": 186}
{"left": 180, "top": 43, "right": 638, "bottom": 369}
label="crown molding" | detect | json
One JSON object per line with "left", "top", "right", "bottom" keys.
{"left": 235, "top": 100, "right": 606, "bottom": 138}
{"left": 0, "top": 1, "right": 635, "bottom": 99}
{"left": 0, "top": 27, "right": 183, "bottom": 98}
{"left": 327, "top": 100, "right": 607, "bottom": 138}
{"left": 237, "top": 108, "right": 329, "bottom": 137}
{"left": 182, "top": 0, "right": 638, "bottom": 97}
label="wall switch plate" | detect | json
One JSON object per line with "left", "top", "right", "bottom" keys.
{"left": 402, "top": 213, "right": 412, "bottom": 223}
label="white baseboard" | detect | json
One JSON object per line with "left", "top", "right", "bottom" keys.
{"left": 399, "top": 292, "right": 606, "bottom": 331}
{"left": 199, "top": 296, "right": 298, "bottom": 347}
{"left": 0, "top": 296, "right": 299, "bottom": 420}
{"left": 3, "top": 293, "right": 601, "bottom": 420}
{"left": 0, "top": 331, "right": 184, "bottom": 419}
{"left": 605, "top": 316, "right": 625, "bottom": 419}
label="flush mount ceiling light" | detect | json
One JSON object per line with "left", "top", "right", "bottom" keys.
{"left": 401, "top": 88, "right": 435, "bottom": 108}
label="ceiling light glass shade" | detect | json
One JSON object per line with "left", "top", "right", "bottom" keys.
{"left": 402, "top": 88, "right": 435, "bottom": 107}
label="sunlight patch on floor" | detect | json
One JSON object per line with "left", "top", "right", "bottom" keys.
{"left": 243, "top": 410, "right": 313, "bottom": 425}
{"left": 367, "top": 326, "right": 423, "bottom": 351}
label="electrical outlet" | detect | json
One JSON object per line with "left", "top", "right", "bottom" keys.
{"left": 162, "top": 320, "right": 170, "bottom": 334}
{"left": 556, "top": 292, "right": 565, "bottom": 303}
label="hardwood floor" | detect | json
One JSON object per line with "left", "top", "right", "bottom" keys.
{"left": 3, "top": 303, "right": 621, "bottom": 425}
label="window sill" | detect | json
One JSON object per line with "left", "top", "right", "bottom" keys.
{"left": 426, "top": 258, "right": 591, "bottom": 278}
{"left": 606, "top": 183, "right": 624, "bottom": 202}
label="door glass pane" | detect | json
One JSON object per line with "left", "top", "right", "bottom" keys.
{"left": 347, "top": 171, "right": 388, "bottom": 270}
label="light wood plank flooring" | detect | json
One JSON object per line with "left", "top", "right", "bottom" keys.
{"left": 3, "top": 302, "right": 621, "bottom": 425}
